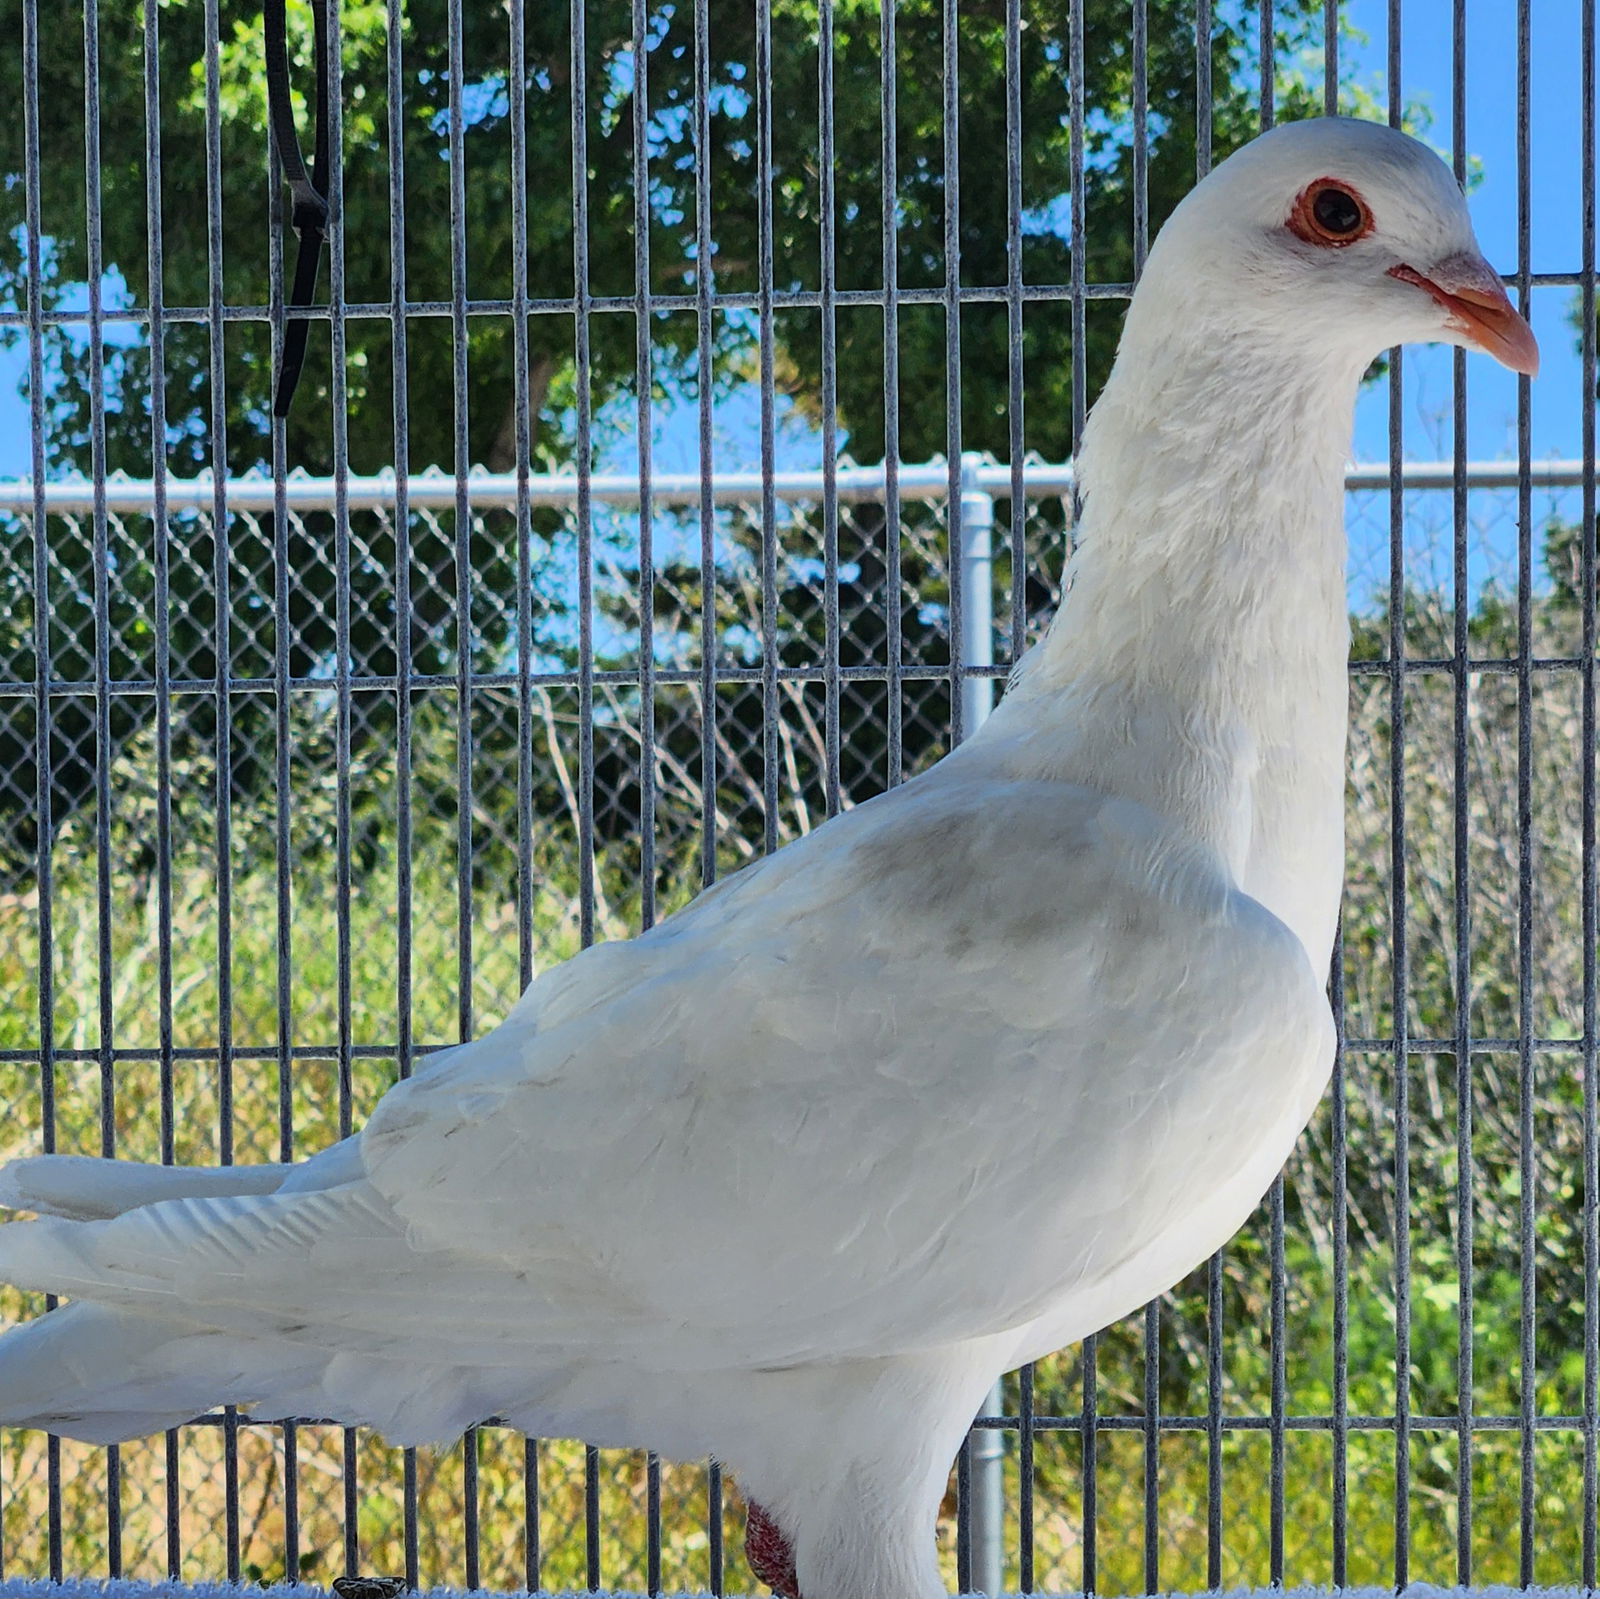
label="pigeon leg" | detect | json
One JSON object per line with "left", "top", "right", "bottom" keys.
{"left": 745, "top": 1499, "right": 801, "bottom": 1599}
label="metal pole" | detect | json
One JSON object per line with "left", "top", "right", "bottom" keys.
{"left": 960, "top": 454, "right": 996, "bottom": 737}
{"left": 959, "top": 453, "right": 1002, "bottom": 1594}
{"left": 968, "top": 1381, "right": 1006, "bottom": 1596}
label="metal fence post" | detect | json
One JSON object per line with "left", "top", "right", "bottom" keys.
{"left": 968, "top": 1379, "right": 1006, "bottom": 1596}
{"left": 958, "top": 453, "right": 1005, "bottom": 1595}
{"left": 959, "top": 454, "right": 996, "bottom": 737}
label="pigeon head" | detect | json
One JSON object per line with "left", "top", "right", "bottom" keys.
{"left": 1134, "top": 116, "right": 1538, "bottom": 377}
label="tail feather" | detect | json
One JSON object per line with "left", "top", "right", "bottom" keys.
{"left": 0, "top": 1148, "right": 559, "bottom": 1446}
{"left": 0, "top": 1155, "right": 294, "bottom": 1221}
{"left": 0, "top": 1136, "right": 367, "bottom": 1223}
{"left": 0, "top": 1300, "right": 505, "bottom": 1447}
{"left": 0, "top": 1302, "right": 312, "bottom": 1443}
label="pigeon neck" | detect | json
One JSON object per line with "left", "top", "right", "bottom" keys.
{"left": 1004, "top": 343, "right": 1361, "bottom": 965}
{"left": 1059, "top": 342, "right": 1360, "bottom": 629}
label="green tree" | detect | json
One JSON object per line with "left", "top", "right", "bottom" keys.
{"left": 0, "top": 0, "right": 1328, "bottom": 871}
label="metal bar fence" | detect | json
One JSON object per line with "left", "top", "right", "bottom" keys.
{"left": 0, "top": 455, "right": 1596, "bottom": 1592}
{"left": 0, "top": 0, "right": 1594, "bottom": 1593}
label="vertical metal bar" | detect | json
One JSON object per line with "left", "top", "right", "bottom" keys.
{"left": 880, "top": 0, "right": 904, "bottom": 788}
{"left": 756, "top": 0, "right": 778, "bottom": 851}
{"left": 147, "top": 0, "right": 182, "bottom": 1572}
{"left": 328, "top": 0, "right": 354, "bottom": 1143}
{"left": 403, "top": 1449, "right": 420, "bottom": 1595}
{"left": 1387, "top": 399, "right": 1413, "bottom": 1566}
{"left": 1069, "top": 0, "right": 1086, "bottom": 452}
{"left": 1112, "top": 176, "right": 1144, "bottom": 1537}
{"left": 997, "top": 18, "right": 1044, "bottom": 1520}
{"left": 1136, "top": 0, "right": 1167, "bottom": 1450}
{"left": 1449, "top": 0, "right": 1474, "bottom": 1582}
{"left": 504, "top": 0, "right": 537, "bottom": 1553}
{"left": 144, "top": 0, "right": 173, "bottom": 1190}
{"left": 18, "top": 0, "right": 49, "bottom": 1170}
{"left": 1268, "top": 1173, "right": 1286, "bottom": 1586}
{"left": 443, "top": 0, "right": 479, "bottom": 1579}
{"left": 1018, "top": 1361, "right": 1035, "bottom": 1592}
{"left": 509, "top": 0, "right": 534, "bottom": 993}
{"left": 446, "top": 0, "right": 474, "bottom": 1052}
{"left": 1142, "top": 1297, "right": 1159, "bottom": 1594}
{"left": 1205, "top": 1250, "right": 1224, "bottom": 1589}
{"left": 1581, "top": 0, "right": 1599, "bottom": 1578}
{"left": 273, "top": 829, "right": 300, "bottom": 1555}
{"left": 463, "top": 1426, "right": 481, "bottom": 1590}
{"left": 81, "top": 0, "right": 121, "bottom": 1571}
{"left": 265, "top": 19, "right": 290, "bottom": 1062}
{"left": 955, "top": 1427, "right": 972, "bottom": 1595}
{"left": 1324, "top": 0, "right": 1338, "bottom": 116}
{"left": 1195, "top": 0, "right": 1211, "bottom": 179}
{"left": 694, "top": 0, "right": 718, "bottom": 888}
{"left": 1515, "top": 0, "right": 1537, "bottom": 1580}
{"left": 819, "top": 0, "right": 841, "bottom": 816}
{"left": 1259, "top": 0, "right": 1274, "bottom": 127}
{"left": 570, "top": 0, "right": 596, "bottom": 946}
{"left": 225, "top": 1383, "right": 243, "bottom": 1563}
{"left": 585, "top": 1444, "right": 602, "bottom": 1590}
{"left": 19, "top": 0, "right": 60, "bottom": 1579}
{"left": 1005, "top": 0, "right": 1025, "bottom": 669}
{"left": 1330, "top": 931, "right": 1349, "bottom": 1587}
{"left": 1132, "top": 0, "right": 1147, "bottom": 275}
{"left": 266, "top": 40, "right": 300, "bottom": 1584}
{"left": 83, "top": 6, "right": 109, "bottom": 1131}
{"left": 708, "top": 1459, "right": 725, "bottom": 1596}
{"left": 325, "top": 0, "right": 358, "bottom": 1573}
{"left": 631, "top": 0, "right": 657, "bottom": 926}
{"left": 202, "top": 0, "right": 238, "bottom": 1575}
{"left": 943, "top": 0, "right": 964, "bottom": 749}
{"left": 1384, "top": 12, "right": 1410, "bottom": 1590}
{"left": 1069, "top": 8, "right": 1092, "bottom": 1587}
{"left": 1079, "top": 1334, "right": 1097, "bottom": 1599}
{"left": 382, "top": 0, "right": 420, "bottom": 1570}
{"left": 646, "top": 1452, "right": 662, "bottom": 1595}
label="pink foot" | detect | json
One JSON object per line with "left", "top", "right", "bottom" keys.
{"left": 745, "top": 1499, "right": 801, "bottom": 1599}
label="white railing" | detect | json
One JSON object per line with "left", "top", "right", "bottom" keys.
{"left": 0, "top": 455, "right": 1592, "bottom": 513}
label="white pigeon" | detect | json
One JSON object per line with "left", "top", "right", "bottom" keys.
{"left": 0, "top": 116, "right": 1536, "bottom": 1599}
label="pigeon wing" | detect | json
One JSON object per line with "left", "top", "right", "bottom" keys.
{"left": 354, "top": 770, "right": 1330, "bottom": 1369}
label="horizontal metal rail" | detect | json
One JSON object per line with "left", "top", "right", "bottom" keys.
{"left": 2, "top": 656, "right": 1599, "bottom": 704}
{"left": 0, "top": 457, "right": 1592, "bottom": 514}
{"left": 144, "top": 1407, "right": 1600, "bottom": 1437}
{"left": 0, "top": 265, "right": 1586, "bottom": 332}
{"left": 0, "top": 1034, "right": 1591, "bottom": 1066}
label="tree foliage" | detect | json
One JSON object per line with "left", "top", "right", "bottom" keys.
{"left": 0, "top": 0, "right": 1332, "bottom": 867}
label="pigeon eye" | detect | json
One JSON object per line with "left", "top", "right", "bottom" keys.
{"left": 1289, "top": 179, "right": 1374, "bottom": 247}
{"left": 1313, "top": 188, "right": 1362, "bottom": 234}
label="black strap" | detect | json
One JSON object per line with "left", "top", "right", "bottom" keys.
{"left": 265, "top": 0, "right": 332, "bottom": 419}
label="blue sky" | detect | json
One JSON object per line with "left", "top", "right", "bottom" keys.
{"left": 1342, "top": 0, "right": 1592, "bottom": 464}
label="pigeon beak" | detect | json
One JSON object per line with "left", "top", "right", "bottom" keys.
{"left": 1388, "top": 254, "right": 1540, "bottom": 376}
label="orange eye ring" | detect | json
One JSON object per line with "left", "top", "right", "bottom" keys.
{"left": 1288, "top": 178, "right": 1375, "bottom": 248}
